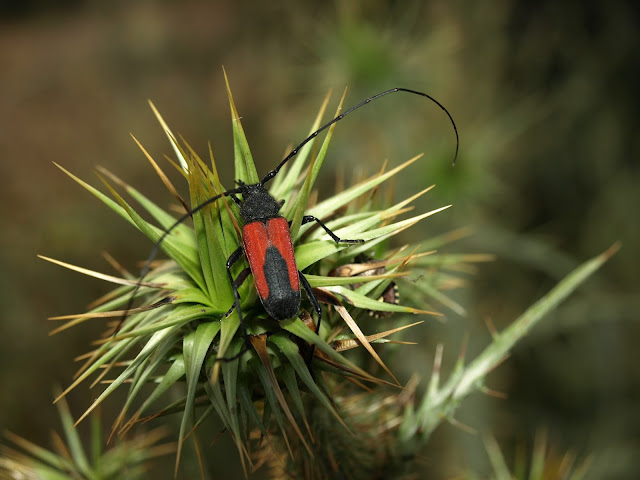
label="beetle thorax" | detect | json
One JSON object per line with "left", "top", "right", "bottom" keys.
{"left": 239, "top": 183, "right": 283, "bottom": 224}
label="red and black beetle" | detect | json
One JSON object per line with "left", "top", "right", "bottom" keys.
{"left": 223, "top": 179, "right": 363, "bottom": 353}
{"left": 123, "top": 87, "right": 459, "bottom": 360}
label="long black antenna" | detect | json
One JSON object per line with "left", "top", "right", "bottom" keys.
{"left": 116, "top": 87, "right": 459, "bottom": 334}
{"left": 113, "top": 187, "right": 242, "bottom": 334}
{"left": 260, "top": 87, "right": 459, "bottom": 185}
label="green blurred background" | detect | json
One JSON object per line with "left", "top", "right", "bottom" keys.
{"left": 1, "top": 1, "right": 638, "bottom": 478}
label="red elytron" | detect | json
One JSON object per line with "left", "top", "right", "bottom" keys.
{"left": 242, "top": 217, "right": 300, "bottom": 318}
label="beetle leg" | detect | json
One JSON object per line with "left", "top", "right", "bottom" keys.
{"left": 229, "top": 192, "right": 242, "bottom": 206}
{"left": 301, "top": 215, "right": 365, "bottom": 244}
{"left": 210, "top": 248, "right": 254, "bottom": 363}
{"left": 223, "top": 267, "right": 251, "bottom": 317}
{"left": 225, "top": 246, "right": 251, "bottom": 352}
{"left": 298, "top": 271, "right": 322, "bottom": 366}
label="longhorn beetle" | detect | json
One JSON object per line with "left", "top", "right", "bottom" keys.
{"left": 122, "top": 88, "right": 459, "bottom": 362}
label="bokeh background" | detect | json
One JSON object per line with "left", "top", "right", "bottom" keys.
{"left": 1, "top": 1, "right": 638, "bottom": 478}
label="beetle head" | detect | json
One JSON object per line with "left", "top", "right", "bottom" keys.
{"left": 238, "top": 182, "right": 283, "bottom": 224}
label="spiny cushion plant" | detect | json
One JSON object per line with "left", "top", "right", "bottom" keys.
{"left": 0, "top": 393, "right": 174, "bottom": 480}
{"left": 39, "top": 78, "right": 467, "bottom": 474}
{"left": 35, "top": 76, "right": 617, "bottom": 478}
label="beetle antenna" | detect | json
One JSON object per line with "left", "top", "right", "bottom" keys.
{"left": 114, "top": 187, "right": 242, "bottom": 334}
{"left": 117, "top": 87, "right": 459, "bottom": 335}
{"left": 260, "top": 87, "right": 459, "bottom": 185}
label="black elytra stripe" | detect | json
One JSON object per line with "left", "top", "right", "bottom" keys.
{"left": 261, "top": 246, "right": 301, "bottom": 321}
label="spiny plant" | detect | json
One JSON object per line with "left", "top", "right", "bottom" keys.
{"left": 477, "top": 431, "right": 592, "bottom": 480}
{"left": 35, "top": 76, "right": 464, "bottom": 476}
{"left": 21, "top": 74, "right": 617, "bottom": 479}
{"left": 0, "top": 392, "right": 174, "bottom": 480}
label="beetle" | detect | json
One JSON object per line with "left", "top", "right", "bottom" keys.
{"left": 122, "top": 87, "right": 459, "bottom": 360}
{"left": 222, "top": 179, "right": 364, "bottom": 354}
